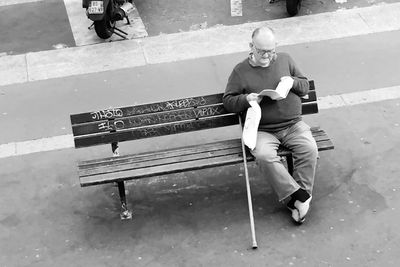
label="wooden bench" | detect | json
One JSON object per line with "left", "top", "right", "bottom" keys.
{"left": 70, "top": 80, "right": 334, "bottom": 220}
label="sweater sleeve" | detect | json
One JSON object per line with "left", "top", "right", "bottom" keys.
{"left": 288, "top": 55, "right": 309, "bottom": 97}
{"left": 223, "top": 68, "right": 251, "bottom": 113}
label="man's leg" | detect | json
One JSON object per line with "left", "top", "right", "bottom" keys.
{"left": 250, "top": 131, "right": 300, "bottom": 202}
{"left": 282, "top": 121, "right": 318, "bottom": 223}
{"left": 281, "top": 121, "right": 318, "bottom": 196}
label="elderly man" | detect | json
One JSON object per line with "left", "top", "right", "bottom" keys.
{"left": 223, "top": 26, "right": 318, "bottom": 224}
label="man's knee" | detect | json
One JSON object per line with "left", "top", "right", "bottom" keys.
{"left": 306, "top": 137, "right": 318, "bottom": 152}
{"left": 252, "top": 148, "right": 280, "bottom": 163}
{"left": 300, "top": 138, "right": 318, "bottom": 160}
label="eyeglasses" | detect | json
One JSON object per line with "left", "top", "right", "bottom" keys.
{"left": 252, "top": 44, "right": 276, "bottom": 57}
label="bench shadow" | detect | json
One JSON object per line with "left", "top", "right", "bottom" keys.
{"left": 77, "top": 164, "right": 295, "bottom": 245}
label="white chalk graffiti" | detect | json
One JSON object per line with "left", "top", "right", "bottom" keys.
{"left": 91, "top": 108, "right": 123, "bottom": 120}
{"left": 98, "top": 120, "right": 125, "bottom": 131}
{"left": 193, "top": 106, "right": 222, "bottom": 118}
{"left": 165, "top": 97, "right": 207, "bottom": 110}
{"left": 126, "top": 97, "right": 209, "bottom": 115}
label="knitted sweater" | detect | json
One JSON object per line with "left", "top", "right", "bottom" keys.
{"left": 223, "top": 52, "right": 310, "bottom": 132}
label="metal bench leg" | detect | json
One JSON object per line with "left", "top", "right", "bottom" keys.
{"left": 286, "top": 154, "right": 294, "bottom": 176}
{"left": 117, "top": 181, "right": 132, "bottom": 220}
{"left": 112, "top": 142, "right": 119, "bottom": 156}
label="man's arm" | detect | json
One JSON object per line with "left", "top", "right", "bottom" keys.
{"left": 223, "top": 69, "right": 252, "bottom": 112}
{"left": 288, "top": 55, "right": 309, "bottom": 97}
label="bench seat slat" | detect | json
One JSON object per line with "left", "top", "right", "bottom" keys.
{"left": 79, "top": 146, "right": 243, "bottom": 177}
{"left": 79, "top": 128, "right": 333, "bottom": 186}
{"left": 79, "top": 128, "right": 328, "bottom": 168}
{"left": 312, "top": 130, "right": 331, "bottom": 139}
{"left": 79, "top": 139, "right": 242, "bottom": 167}
{"left": 315, "top": 140, "right": 335, "bottom": 151}
{"left": 80, "top": 153, "right": 248, "bottom": 186}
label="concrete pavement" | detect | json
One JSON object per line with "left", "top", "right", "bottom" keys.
{"left": 0, "top": 97, "right": 399, "bottom": 266}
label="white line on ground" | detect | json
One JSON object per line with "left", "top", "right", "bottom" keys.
{"left": 231, "top": 0, "right": 243, "bottom": 17}
{"left": 1, "top": 3, "right": 400, "bottom": 86}
{"left": 0, "top": 0, "right": 42, "bottom": 7}
{"left": 1, "top": 85, "right": 399, "bottom": 159}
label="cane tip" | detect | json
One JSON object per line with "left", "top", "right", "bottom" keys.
{"left": 252, "top": 245, "right": 258, "bottom": 250}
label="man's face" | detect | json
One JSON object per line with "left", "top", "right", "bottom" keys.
{"left": 250, "top": 37, "right": 276, "bottom": 67}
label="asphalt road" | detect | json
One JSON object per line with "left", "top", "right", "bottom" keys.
{"left": 1, "top": 0, "right": 398, "bottom": 55}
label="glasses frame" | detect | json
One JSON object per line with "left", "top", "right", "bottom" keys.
{"left": 252, "top": 43, "right": 276, "bottom": 57}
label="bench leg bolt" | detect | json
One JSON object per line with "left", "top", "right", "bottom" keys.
{"left": 117, "top": 181, "right": 132, "bottom": 220}
{"left": 120, "top": 208, "right": 133, "bottom": 220}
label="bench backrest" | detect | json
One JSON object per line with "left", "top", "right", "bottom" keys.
{"left": 70, "top": 81, "right": 317, "bottom": 148}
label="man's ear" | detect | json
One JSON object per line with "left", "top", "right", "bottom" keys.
{"left": 249, "top": 42, "right": 253, "bottom": 49}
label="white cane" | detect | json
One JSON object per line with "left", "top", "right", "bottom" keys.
{"left": 239, "top": 116, "right": 258, "bottom": 249}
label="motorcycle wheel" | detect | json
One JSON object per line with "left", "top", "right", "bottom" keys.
{"left": 286, "top": 0, "right": 302, "bottom": 16}
{"left": 94, "top": 13, "right": 115, "bottom": 39}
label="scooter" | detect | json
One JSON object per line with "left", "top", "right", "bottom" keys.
{"left": 82, "top": 0, "right": 134, "bottom": 39}
{"left": 286, "top": 0, "right": 302, "bottom": 16}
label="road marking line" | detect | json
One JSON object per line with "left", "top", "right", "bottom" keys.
{"left": 1, "top": 85, "right": 399, "bottom": 159}
{"left": 1, "top": 3, "right": 400, "bottom": 86}
{"left": 318, "top": 86, "right": 400, "bottom": 110}
{"left": 0, "top": 135, "right": 73, "bottom": 159}
{"left": 0, "top": 0, "right": 42, "bottom": 6}
{"left": 231, "top": 0, "right": 243, "bottom": 17}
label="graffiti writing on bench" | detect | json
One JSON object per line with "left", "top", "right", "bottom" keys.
{"left": 125, "top": 113, "right": 189, "bottom": 128}
{"left": 91, "top": 108, "right": 123, "bottom": 120}
{"left": 126, "top": 97, "right": 208, "bottom": 116}
{"left": 193, "top": 106, "right": 223, "bottom": 118}
{"left": 138, "top": 121, "right": 206, "bottom": 138}
{"left": 138, "top": 127, "right": 160, "bottom": 137}
{"left": 156, "top": 112, "right": 192, "bottom": 123}
{"left": 165, "top": 97, "right": 207, "bottom": 109}
{"left": 98, "top": 120, "right": 125, "bottom": 131}
{"left": 125, "top": 106, "right": 224, "bottom": 128}
{"left": 164, "top": 122, "right": 198, "bottom": 133}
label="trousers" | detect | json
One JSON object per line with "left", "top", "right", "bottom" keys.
{"left": 250, "top": 121, "right": 318, "bottom": 202}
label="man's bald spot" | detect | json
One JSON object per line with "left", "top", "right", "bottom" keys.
{"left": 252, "top": 27, "right": 276, "bottom": 46}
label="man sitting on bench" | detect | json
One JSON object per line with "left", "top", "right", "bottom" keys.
{"left": 223, "top": 26, "right": 317, "bottom": 224}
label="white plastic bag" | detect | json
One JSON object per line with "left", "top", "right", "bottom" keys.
{"left": 242, "top": 100, "right": 261, "bottom": 150}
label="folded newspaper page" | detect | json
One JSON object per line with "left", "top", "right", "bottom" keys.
{"left": 242, "top": 101, "right": 261, "bottom": 150}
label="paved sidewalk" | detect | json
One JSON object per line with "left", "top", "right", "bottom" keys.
{"left": 0, "top": 97, "right": 399, "bottom": 266}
